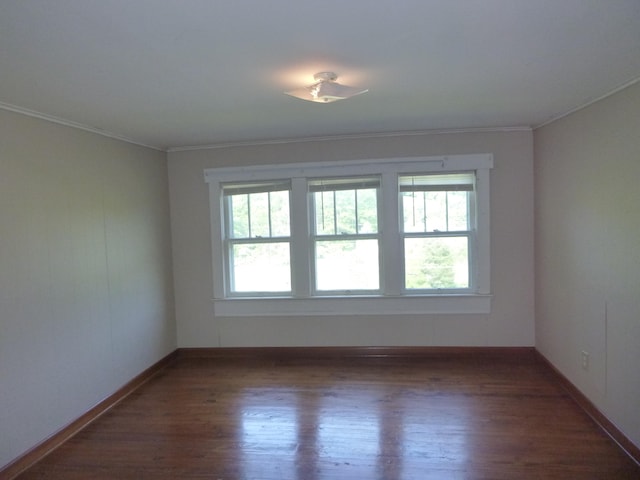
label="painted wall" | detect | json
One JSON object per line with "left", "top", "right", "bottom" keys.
{"left": 168, "top": 130, "right": 534, "bottom": 348}
{"left": 0, "top": 110, "right": 176, "bottom": 469}
{"left": 534, "top": 81, "right": 640, "bottom": 447}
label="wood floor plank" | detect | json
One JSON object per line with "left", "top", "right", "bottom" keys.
{"left": 14, "top": 354, "right": 640, "bottom": 479}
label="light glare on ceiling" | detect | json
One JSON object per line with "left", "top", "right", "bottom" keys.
{"left": 285, "top": 72, "right": 368, "bottom": 103}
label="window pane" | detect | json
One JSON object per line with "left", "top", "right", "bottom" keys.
{"left": 269, "top": 190, "right": 290, "bottom": 237}
{"left": 249, "top": 192, "right": 270, "bottom": 238}
{"left": 402, "top": 192, "right": 426, "bottom": 233}
{"left": 315, "top": 191, "right": 335, "bottom": 235}
{"left": 425, "top": 192, "right": 447, "bottom": 232}
{"left": 229, "top": 190, "right": 290, "bottom": 239}
{"left": 400, "top": 173, "right": 473, "bottom": 234}
{"left": 402, "top": 192, "right": 448, "bottom": 232}
{"left": 404, "top": 237, "right": 469, "bottom": 289}
{"left": 311, "top": 178, "right": 379, "bottom": 237}
{"left": 315, "top": 239, "right": 379, "bottom": 291}
{"left": 357, "top": 188, "right": 378, "bottom": 233}
{"left": 402, "top": 191, "right": 469, "bottom": 233}
{"left": 335, "top": 190, "right": 356, "bottom": 235}
{"left": 230, "top": 194, "right": 249, "bottom": 238}
{"left": 447, "top": 191, "right": 469, "bottom": 231}
{"left": 231, "top": 243, "right": 291, "bottom": 292}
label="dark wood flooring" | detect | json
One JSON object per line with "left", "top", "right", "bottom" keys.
{"left": 15, "top": 351, "right": 640, "bottom": 479}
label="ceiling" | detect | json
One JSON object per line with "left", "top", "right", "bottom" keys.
{"left": 1, "top": 1, "right": 639, "bottom": 151}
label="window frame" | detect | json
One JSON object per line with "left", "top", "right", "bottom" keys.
{"left": 205, "top": 155, "right": 493, "bottom": 316}
{"left": 221, "top": 181, "right": 292, "bottom": 296}
{"left": 399, "top": 172, "right": 476, "bottom": 294}
{"left": 309, "top": 175, "right": 382, "bottom": 295}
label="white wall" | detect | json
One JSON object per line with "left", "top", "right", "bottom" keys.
{"left": 0, "top": 110, "right": 176, "bottom": 469}
{"left": 168, "top": 130, "right": 534, "bottom": 348}
{"left": 535, "top": 81, "right": 640, "bottom": 447}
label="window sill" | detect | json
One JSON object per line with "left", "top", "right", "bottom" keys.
{"left": 212, "top": 294, "right": 492, "bottom": 317}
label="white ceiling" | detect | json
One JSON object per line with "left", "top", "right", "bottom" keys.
{"left": 1, "top": 0, "right": 639, "bottom": 150}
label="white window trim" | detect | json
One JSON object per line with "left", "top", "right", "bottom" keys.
{"left": 205, "top": 154, "right": 493, "bottom": 316}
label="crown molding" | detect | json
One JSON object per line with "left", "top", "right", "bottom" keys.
{"left": 534, "top": 76, "right": 640, "bottom": 130}
{"left": 0, "top": 102, "right": 164, "bottom": 152}
{"left": 166, "top": 126, "right": 533, "bottom": 153}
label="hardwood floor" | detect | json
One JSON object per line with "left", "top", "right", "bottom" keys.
{"left": 14, "top": 351, "right": 640, "bottom": 479}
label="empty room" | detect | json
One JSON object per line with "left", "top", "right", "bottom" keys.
{"left": 1, "top": 1, "right": 639, "bottom": 479}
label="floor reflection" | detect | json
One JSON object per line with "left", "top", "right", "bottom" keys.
{"left": 237, "top": 385, "right": 470, "bottom": 479}
{"left": 401, "top": 396, "right": 471, "bottom": 471}
{"left": 241, "top": 391, "right": 299, "bottom": 479}
{"left": 317, "top": 408, "right": 380, "bottom": 477}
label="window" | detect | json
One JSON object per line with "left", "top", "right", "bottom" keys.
{"left": 400, "top": 173, "right": 474, "bottom": 292}
{"left": 222, "top": 181, "right": 291, "bottom": 294}
{"left": 205, "top": 155, "right": 492, "bottom": 316}
{"left": 310, "top": 177, "right": 380, "bottom": 293}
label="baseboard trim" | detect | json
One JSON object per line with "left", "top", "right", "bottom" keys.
{"left": 177, "top": 345, "right": 536, "bottom": 360}
{"left": 535, "top": 350, "right": 640, "bottom": 467}
{"left": 0, "top": 350, "right": 179, "bottom": 480}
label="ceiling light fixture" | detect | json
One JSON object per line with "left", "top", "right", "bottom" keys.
{"left": 285, "top": 72, "right": 368, "bottom": 103}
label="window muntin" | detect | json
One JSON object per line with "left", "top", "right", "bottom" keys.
{"left": 223, "top": 181, "right": 291, "bottom": 294}
{"left": 400, "top": 173, "right": 474, "bottom": 292}
{"left": 310, "top": 177, "right": 380, "bottom": 293}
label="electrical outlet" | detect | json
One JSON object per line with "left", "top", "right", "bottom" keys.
{"left": 581, "top": 351, "right": 589, "bottom": 370}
